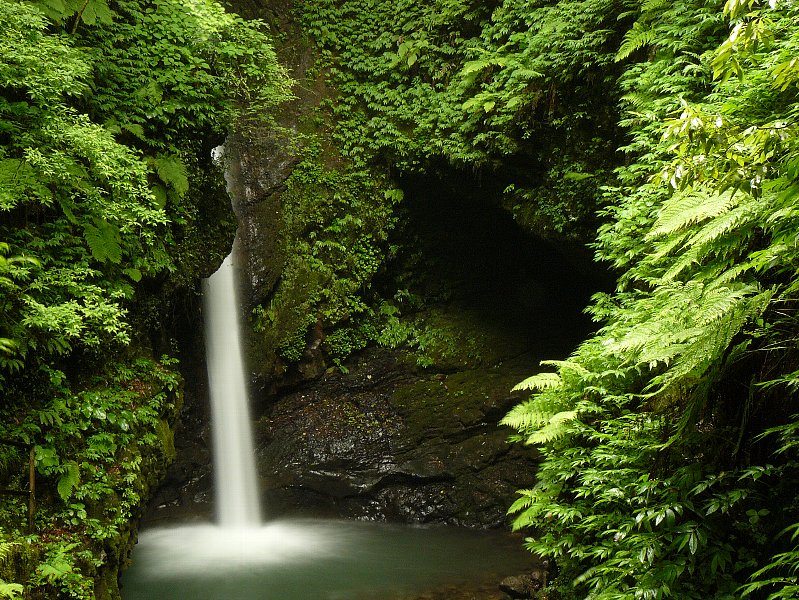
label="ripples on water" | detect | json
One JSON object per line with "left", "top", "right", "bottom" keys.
{"left": 122, "top": 518, "right": 534, "bottom": 600}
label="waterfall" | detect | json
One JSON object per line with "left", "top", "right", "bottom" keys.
{"left": 203, "top": 251, "right": 262, "bottom": 527}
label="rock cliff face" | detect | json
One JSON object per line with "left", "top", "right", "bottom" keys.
{"left": 146, "top": 169, "right": 603, "bottom": 526}
{"left": 145, "top": 127, "right": 606, "bottom": 531}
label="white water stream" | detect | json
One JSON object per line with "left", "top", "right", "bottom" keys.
{"left": 202, "top": 251, "right": 261, "bottom": 527}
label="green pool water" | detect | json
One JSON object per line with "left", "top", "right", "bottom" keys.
{"left": 121, "top": 518, "right": 534, "bottom": 600}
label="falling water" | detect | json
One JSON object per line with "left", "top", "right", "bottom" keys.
{"left": 203, "top": 251, "right": 262, "bottom": 527}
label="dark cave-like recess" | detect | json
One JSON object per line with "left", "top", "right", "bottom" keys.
{"left": 391, "top": 171, "right": 611, "bottom": 364}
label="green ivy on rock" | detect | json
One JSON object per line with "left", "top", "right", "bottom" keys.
{"left": 299, "top": 0, "right": 624, "bottom": 240}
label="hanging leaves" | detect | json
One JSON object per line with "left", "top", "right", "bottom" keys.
{"left": 149, "top": 155, "right": 189, "bottom": 197}
{"left": 83, "top": 219, "right": 122, "bottom": 264}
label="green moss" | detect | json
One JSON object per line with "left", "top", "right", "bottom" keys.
{"left": 154, "top": 420, "right": 176, "bottom": 463}
{"left": 391, "top": 368, "right": 523, "bottom": 443}
{"left": 249, "top": 136, "right": 400, "bottom": 372}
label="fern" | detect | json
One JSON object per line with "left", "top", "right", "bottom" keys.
{"left": 0, "top": 542, "right": 15, "bottom": 567}
{"left": 645, "top": 228, "right": 691, "bottom": 263}
{"left": 0, "top": 542, "right": 22, "bottom": 600}
{"left": 0, "top": 581, "right": 23, "bottom": 600}
{"left": 648, "top": 189, "right": 736, "bottom": 239}
{"left": 148, "top": 155, "right": 189, "bottom": 197}
{"left": 620, "top": 91, "right": 655, "bottom": 109}
{"left": 615, "top": 23, "right": 658, "bottom": 61}
{"left": 525, "top": 410, "right": 578, "bottom": 445}
{"left": 540, "top": 359, "right": 591, "bottom": 380}
{"left": 31, "top": 0, "right": 112, "bottom": 27}
{"left": 682, "top": 202, "right": 757, "bottom": 253}
{"left": 512, "top": 371, "right": 562, "bottom": 392}
{"left": 507, "top": 489, "right": 537, "bottom": 517}
{"left": 57, "top": 460, "right": 80, "bottom": 503}
{"left": 641, "top": 0, "right": 671, "bottom": 12}
{"left": 659, "top": 244, "right": 703, "bottom": 282}
{"left": 83, "top": 219, "right": 122, "bottom": 264}
{"left": 501, "top": 393, "right": 567, "bottom": 432}
{"left": 646, "top": 288, "right": 771, "bottom": 395}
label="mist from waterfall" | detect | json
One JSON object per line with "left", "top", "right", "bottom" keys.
{"left": 202, "top": 251, "right": 262, "bottom": 527}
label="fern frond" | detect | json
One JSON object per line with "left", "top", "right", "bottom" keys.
{"left": 460, "top": 56, "right": 508, "bottom": 76}
{"left": 648, "top": 190, "right": 736, "bottom": 239}
{"left": 525, "top": 411, "right": 578, "bottom": 445}
{"left": 512, "top": 68, "right": 544, "bottom": 81}
{"left": 501, "top": 394, "right": 566, "bottom": 431}
{"left": 707, "top": 262, "right": 755, "bottom": 288}
{"left": 148, "top": 155, "right": 189, "bottom": 196}
{"left": 647, "top": 229, "right": 691, "bottom": 262}
{"left": 0, "top": 580, "right": 23, "bottom": 600}
{"left": 540, "top": 359, "right": 591, "bottom": 378}
{"left": 683, "top": 202, "right": 757, "bottom": 253}
{"left": 612, "top": 319, "right": 675, "bottom": 355}
{"left": 695, "top": 284, "right": 758, "bottom": 327}
{"left": 646, "top": 288, "right": 772, "bottom": 396}
{"left": 620, "top": 91, "right": 654, "bottom": 109}
{"left": 57, "top": 461, "right": 80, "bottom": 503}
{"left": 616, "top": 24, "right": 657, "bottom": 61}
{"left": 508, "top": 489, "right": 537, "bottom": 515}
{"left": 83, "top": 220, "right": 122, "bottom": 264}
{"left": 512, "top": 372, "right": 562, "bottom": 392}
{"left": 660, "top": 244, "right": 703, "bottom": 282}
{"left": 0, "top": 542, "right": 15, "bottom": 566}
{"left": 641, "top": 0, "right": 670, "bottom": 12}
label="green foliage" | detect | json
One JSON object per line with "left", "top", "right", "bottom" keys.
{"left": 0, "top": 355, "right": 182, "bottom": 598}
{"left": 31, "top": 542, "right": 85, "bottom": 599}
{"left": 300, "top": 0, "right": 623, "bottom": 239}
{"left": 0, "top": 0, "right": 289, "bottom": 594}
{"left": 0, "top": 581, "right": 22, "bottom": 600}
{"left": 0, "top": 0, "right": 290, "bottom": 371}
{"left": 0, "top": 541, "right": 22, "bottom": 600}
{"left": 250, "top": 138, "right": 399, "bottom": 366}
{"left": 502, "top": 0, "right": 799, "bottom": 598}
{"left": 259, "top": 0, "right": 640, "bottom": 370}
{"left": 81, "top": 0, "right": 290, "bottom": 144}
{"left": 56, "top": 461, "right": 80, "bottom": 504}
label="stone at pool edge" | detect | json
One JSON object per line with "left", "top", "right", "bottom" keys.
{"left": 499, "top": 566, "right": 548, "bottom": 599}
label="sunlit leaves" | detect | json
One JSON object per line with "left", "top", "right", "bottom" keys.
{"left": 83, "top": 0, "right": 290, "bottom": 144}
{"left": 0, "top": 2, "right": 90, "bottom": 102}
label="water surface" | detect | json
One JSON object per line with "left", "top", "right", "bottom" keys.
{"left": 122, "top": 518, "right": 534, "bottom": 600}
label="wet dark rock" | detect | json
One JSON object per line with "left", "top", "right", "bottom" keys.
{"left": 139, "top": 0, "right": 606, "bottom": 526}
{"left": 225, "top": 131, "right": 296, "bottom": 311}
{"left": 498, "top": 562, "right": 550, "bottom": 599}
{"left": 499, "top": 574, "right": 539, "bottom": 599}
{"left": 255, "top": 347, "right": 540, "bottom": 527}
